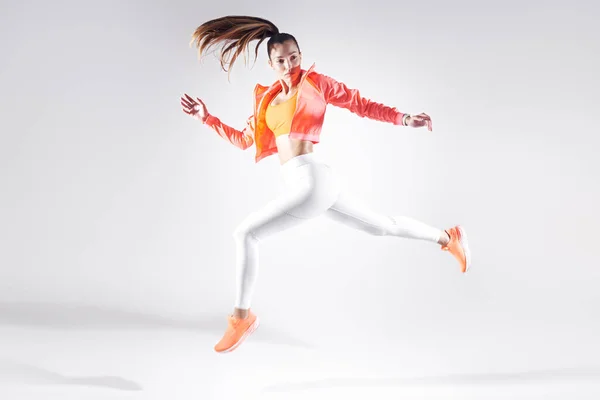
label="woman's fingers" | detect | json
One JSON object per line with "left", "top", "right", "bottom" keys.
{"left": 183, "top": 93, "right": 197, "bottom": 104}
{"left": 409, "top": 113, "right": 433, "bottom": 131}
{"left": 181, "top": 93, "right": 207, "bottom": 122}
{"left": 181, "top": 94, "right": 195, "bottom": 107}
{"left": 181, "top": 102, "right": 196, "bottom": 115}
{"left": 181, "top": 94, "right": 202, "bottom": 113}
{"left": 181, "top": 94, "right": 207, "bottom": 110}
{"left": 416, "top": 113, "right": 432, "bottom": 131}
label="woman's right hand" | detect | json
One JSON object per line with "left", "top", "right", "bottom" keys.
{"left": 181, "top": 93, "right": 209, "bottom": 123}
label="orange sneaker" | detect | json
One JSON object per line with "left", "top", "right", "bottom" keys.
{"left": 214, "top": 310, "right": 260, "bottom": 353}
{"left": 441, "top": 225, "right": 471, "bottom": 273}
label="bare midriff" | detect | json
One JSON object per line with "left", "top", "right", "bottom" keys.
{"left": 276, "top": 135, "right": 314, "bottom": 165}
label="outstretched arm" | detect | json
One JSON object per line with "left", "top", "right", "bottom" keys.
{"left": 203, "top": 114, "right": 255, "bottom": 150}
{"left": 317, "top": 73, "right": 432, "bottom": 131}
{"left": 181, "top": 93, "right": 254, "bottom": 150}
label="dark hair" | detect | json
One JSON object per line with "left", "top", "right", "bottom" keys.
{"left": 190, "top": 16, "right": 300, "bottom": 78}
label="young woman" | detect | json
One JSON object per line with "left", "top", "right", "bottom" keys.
{"left": 181, "top": 16, "right": 471, "bottom": 353}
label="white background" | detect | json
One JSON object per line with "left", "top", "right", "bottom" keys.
{"left": 1, "top": 0, "right": 599, "bottom": 398}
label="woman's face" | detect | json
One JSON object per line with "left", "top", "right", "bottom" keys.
{"left": 269, "top": 40, "right": 302, "bottom": 81}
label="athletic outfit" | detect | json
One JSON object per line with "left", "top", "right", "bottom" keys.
{"left": 202, "top": 64, "right": 471, "bottom": 353}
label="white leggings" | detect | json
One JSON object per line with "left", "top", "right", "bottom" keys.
{"left": 233, "top": 153, "right": 444, "bottom": 309}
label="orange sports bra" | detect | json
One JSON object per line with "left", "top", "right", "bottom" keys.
{"left": 265, "top": 91, "right": 298, "bottom": 137}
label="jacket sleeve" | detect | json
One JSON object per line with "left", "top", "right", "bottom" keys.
{"left": 203, "top": 114, "right": 255, "bottom": 150}
{"left": 317, "top": 73, "right": 405, "bottom": 125}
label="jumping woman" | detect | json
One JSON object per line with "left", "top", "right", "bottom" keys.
{"left": 180, "top": 16, "right": 471, "bottom": 353}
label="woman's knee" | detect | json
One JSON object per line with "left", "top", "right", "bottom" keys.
{"left": 233, "top": 219, "right": 259, "bottom": 243}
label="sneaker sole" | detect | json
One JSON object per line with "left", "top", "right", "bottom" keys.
{"left": 457, "top": 225, "right": 471, "bottom": 272}
{"left": 217, "top": 317, "right": 260, "bottom": 353}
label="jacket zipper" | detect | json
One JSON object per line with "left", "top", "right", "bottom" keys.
{"left": 290, "top": 64, "right": 315, "bottom": 137}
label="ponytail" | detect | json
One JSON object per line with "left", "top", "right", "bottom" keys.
{"left": 190, "top": 16, "right": 279, "bottom": 78}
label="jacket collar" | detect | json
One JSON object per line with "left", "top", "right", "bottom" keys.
{"left": 255, "top": 62, "right": 316, "bottom": 96}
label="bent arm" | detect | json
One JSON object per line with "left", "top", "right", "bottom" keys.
{"left": 318, "top": 73, "right": 406, "bottom": 125}
{"left": 203, "top": 114, "right": 255, "bottom": 150}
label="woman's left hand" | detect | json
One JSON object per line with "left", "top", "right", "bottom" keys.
{"left": 407, "top": 113, "right": 432, "bottom": 131}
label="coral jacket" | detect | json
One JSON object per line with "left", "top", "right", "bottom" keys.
{"left": 203, "top": 63, "right": 406, "bottom": 163}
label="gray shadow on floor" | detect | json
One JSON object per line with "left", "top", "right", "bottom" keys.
{"left": 262, "top": 366, "right": 600, "bottom": 392}
{"left": 0, "top": 301, "right": 314, "bottom": 349}
{"left": 0, "top": 359, "right": 142, "bottom": 391}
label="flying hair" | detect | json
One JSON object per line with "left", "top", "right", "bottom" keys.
{"left": 190, "top": 15, "right": 300, "bottom": 79}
